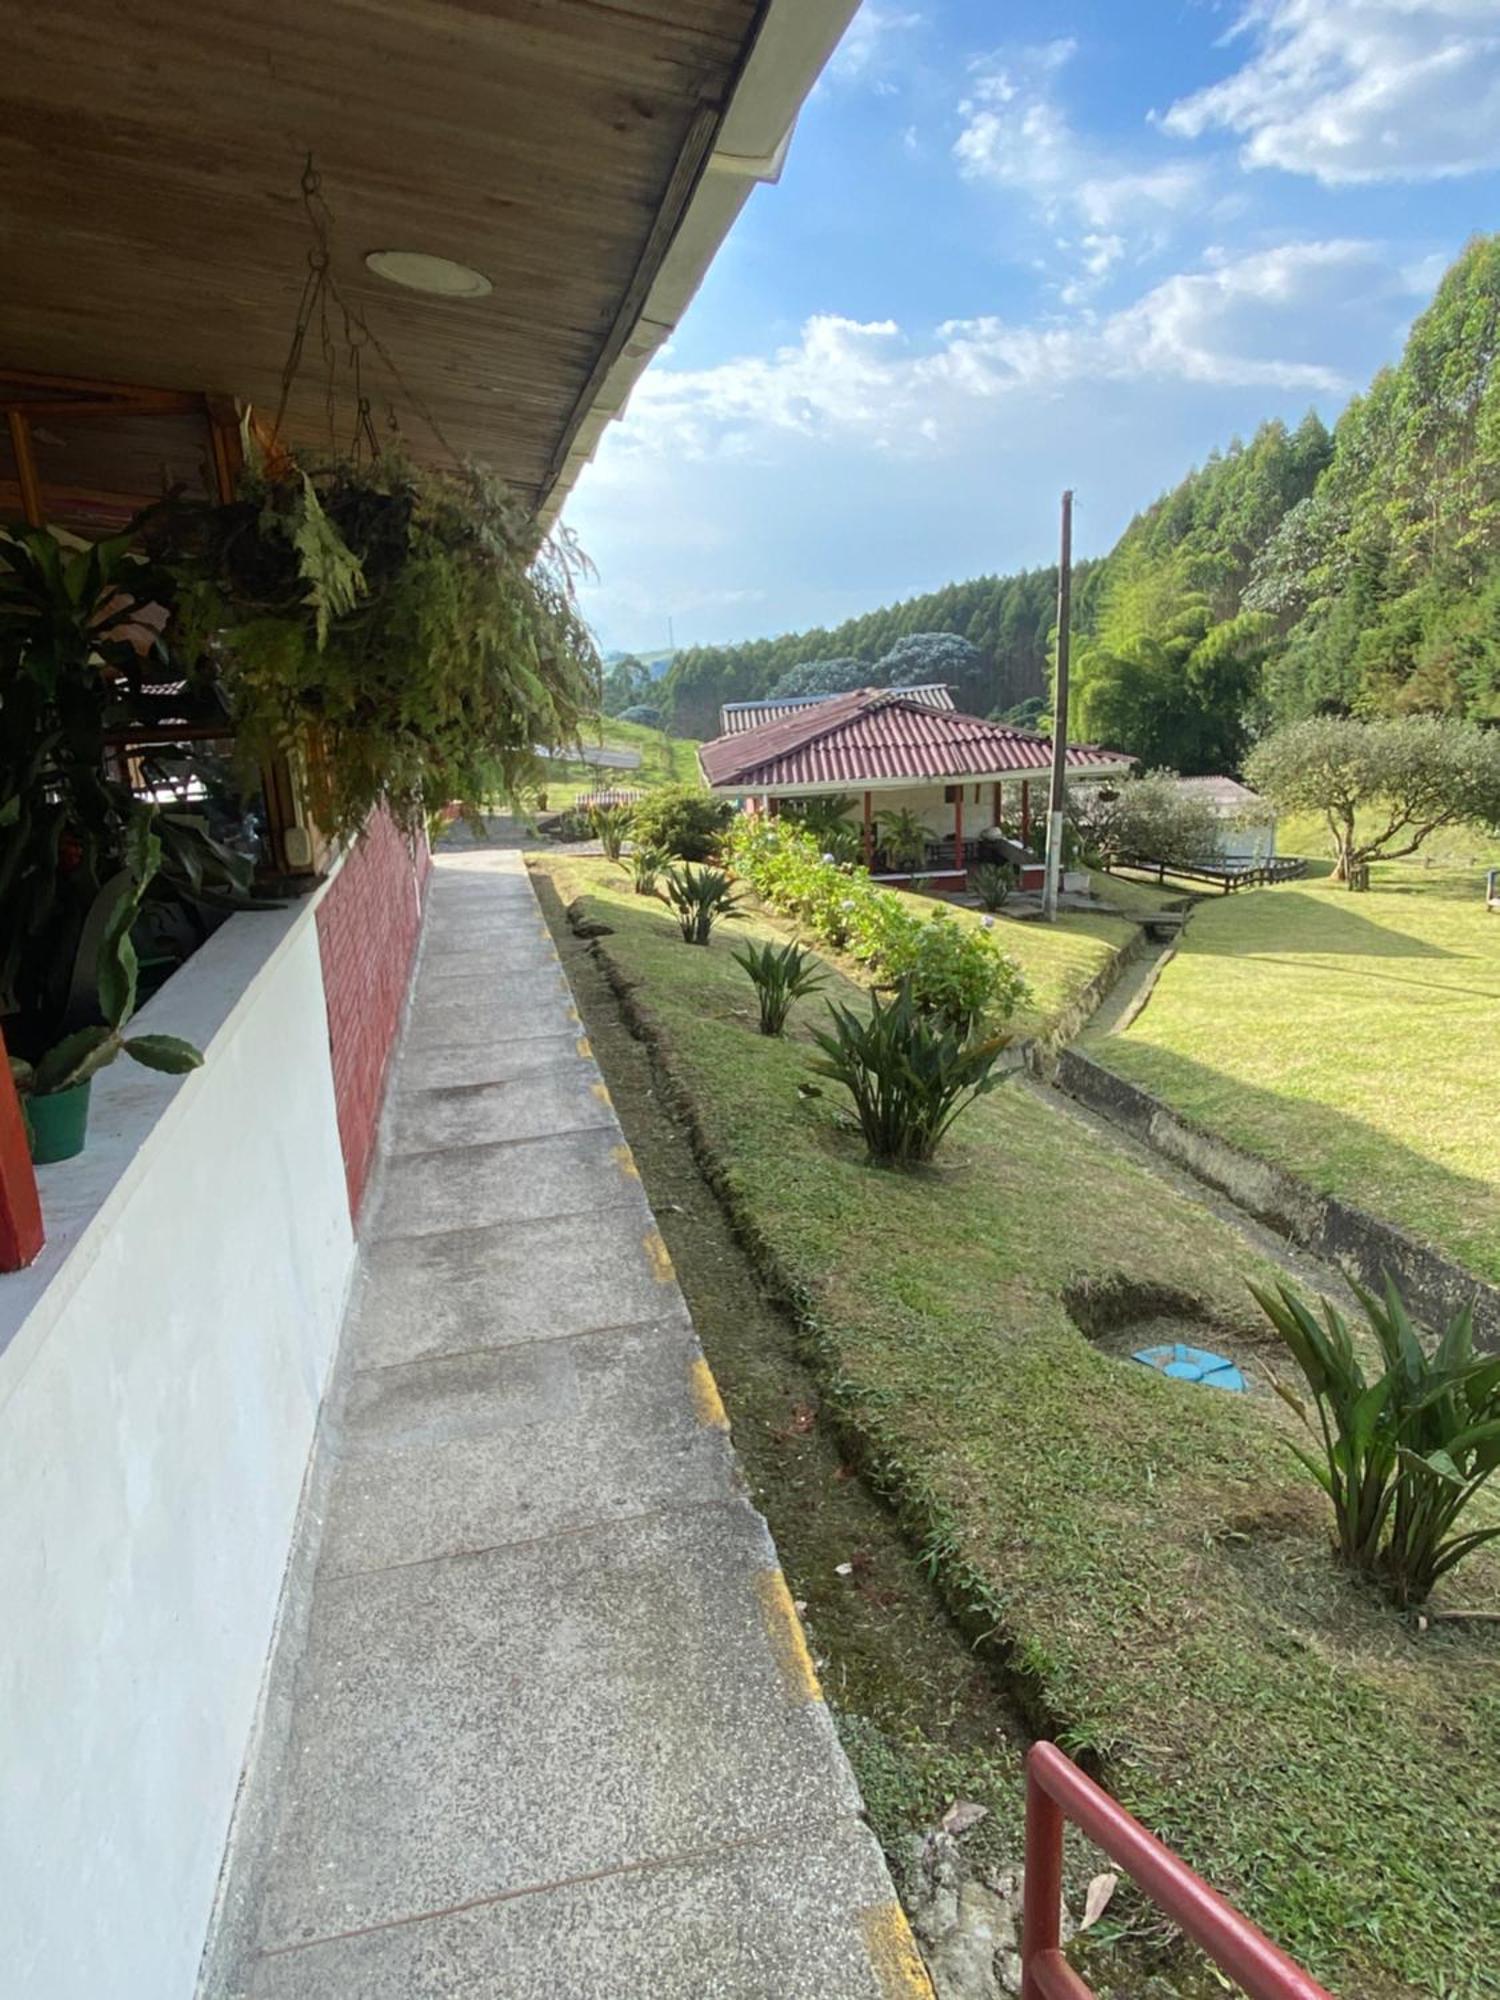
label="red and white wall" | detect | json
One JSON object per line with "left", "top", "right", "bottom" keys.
{"left": 0, "top": 813, "right": 428, "bottom": 2000}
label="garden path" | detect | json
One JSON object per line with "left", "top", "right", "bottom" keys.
{"left": 206, "top": 848, "right": 926, "bottom": 1999}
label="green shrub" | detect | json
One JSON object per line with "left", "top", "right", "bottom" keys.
{"left": 731, "top": 938, "right": 827, "bottom": 1036}
{"left": 630, "top": 784, "right": 732, "bottom": 861}
{"left": 661, "top": 864, "right": 741, "bottom": 945}
{"left": 878, "top": 908, "right": 1031, "bottom": 1039}
{"left": 630, "top": 845, "right": 667, "bottom": 897}
{"left": 726, "top": 817, "right": 1030, "bottom": 1034}
{"left": 1251, "top": 1275, "right": 1500, "bottom": 1607}
{"left": 589, "top": 803, "right": 631, "bottom": 863}
{"left": 877, "top": 806, "right": 930, "bottom": 872}
{"left": 970, "top": 859, "right": 1015, "bottom": 911}
{"left": 808, "top": 985, "right": 1010, "bottom": 1167}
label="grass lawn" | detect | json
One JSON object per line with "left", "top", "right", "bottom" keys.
{"left": 937, "top": 871, "right": 1174, "bottom": 1039}
{"left": 531, "top": 852, "right": 1500, "bottom": 2000}
{"left": 537, "top": 715, "right": 701, "bottom": 808}
{"left": 1089, "top": 862, "right": 1500, "bottom": 1285}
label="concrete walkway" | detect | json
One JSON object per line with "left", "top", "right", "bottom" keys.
{"left": 210, "top": 849, "right": 927, "bottom": 1999}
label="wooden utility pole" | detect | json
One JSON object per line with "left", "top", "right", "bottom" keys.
{"left": 1041, "top": 489, "right": 1073, "bottom": 922}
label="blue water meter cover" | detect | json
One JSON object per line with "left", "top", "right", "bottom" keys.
{"left": 1131, "top": 1342, "right": 1247, "bottom": 1392}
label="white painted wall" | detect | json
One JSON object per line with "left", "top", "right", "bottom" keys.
{"left": 0, "top": 899, "right": 355, "bottom": 2000}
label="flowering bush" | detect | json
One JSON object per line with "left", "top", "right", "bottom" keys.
{"left": 725, "top": 817, "right": 1029, "bottom": 1035}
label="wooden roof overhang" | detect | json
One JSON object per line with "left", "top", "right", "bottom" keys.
{"left": 0, "top": 1, "right": 857, "bottom": 521}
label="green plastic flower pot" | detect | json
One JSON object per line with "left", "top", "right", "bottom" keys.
{"left": 25, "top": 1079, "right": 92, "bottom": 1164}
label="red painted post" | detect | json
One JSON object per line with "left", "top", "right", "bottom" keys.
{"left": 0, "top": 1026, "right": 44, "bottom": 1271}
{"left": 1021, "top": 1745, "right": 1334, "bottom": 2000}
{"left": 1020, "top": 1760, "right": 1066, "bottom": 2000}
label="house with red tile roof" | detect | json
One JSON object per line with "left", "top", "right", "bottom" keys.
{"left": 698, "top": 685, "right": 1132, "bottom": 887}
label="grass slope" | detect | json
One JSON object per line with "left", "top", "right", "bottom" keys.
{"left": 531, "top": 853, "right": 1500, "bottom": 2000}
{"left": 539, "top": 716, "right": 701, "bottom": 807}
{"left": 1090, "top": 864, "right": 1500, "bottom": 1284}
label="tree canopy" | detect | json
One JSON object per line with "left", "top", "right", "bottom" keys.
{"left": 1244, "top": 716, "right": 1500, "bottom": 885}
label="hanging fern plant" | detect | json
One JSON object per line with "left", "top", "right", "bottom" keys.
{"left": 149, "top": 444, "right": 600, "bottom": 839}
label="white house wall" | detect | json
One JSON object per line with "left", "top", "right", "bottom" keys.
{"left": 0, "top": 902, "right": 357, "bottom": 2000}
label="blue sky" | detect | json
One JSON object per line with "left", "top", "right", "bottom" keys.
{"left": 563, "top": 1, "right": 1500, "bottom": 657}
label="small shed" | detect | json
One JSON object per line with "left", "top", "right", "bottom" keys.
{"left": 1174, "top": 776, "right": 1277, "bottom": 864}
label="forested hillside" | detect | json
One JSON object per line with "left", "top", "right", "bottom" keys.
{"left": 661, "top": 565, "right": 1084, "bottom": 738}
{"left": 663, "top": 236, "right": 1500, "bottom": 768}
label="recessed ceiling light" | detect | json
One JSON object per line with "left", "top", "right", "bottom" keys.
{"left": 364, "top": 250, "right": 493, "bottom": 298}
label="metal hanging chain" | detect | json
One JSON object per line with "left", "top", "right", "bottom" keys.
{"left": 268, "top": 154, "right": 462, "bottom": 469}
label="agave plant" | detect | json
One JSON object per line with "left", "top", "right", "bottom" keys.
{"left": 629, "top": 844, "right": 667, "bottom": 897}
{"left": 808, "top": 983, "right": 1008, "bottom": 1168}
{"left": 660, "top": 864, "right": 742, "bottom": 945}
{"left": 730, "top": 937, "right": 828, "bottom": 1036}
{"left": 969, "top": 860, "right": 1015, "bottom": 912}
{"left": 1251, "top": 1274, "right": 1500, "bottom": 1607}
{"left": 589, "top": 804, "right": 632, "bottom": 864}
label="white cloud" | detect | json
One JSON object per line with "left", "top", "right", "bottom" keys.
{"left": 827, "top": 4, "right": 923, "bottom": 86}
{"left": 954, "top": 42, "right": 1208, "bottom": 295}
{"left": 603, "top": 240, "right": 1405, "bottom": 471}
{"left": 1163, "top": 0, "right": 1500, "bottom": 184}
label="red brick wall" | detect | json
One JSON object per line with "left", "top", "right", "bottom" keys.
{"left": 315, "top": 810, "right": 431, "bottom": 1222}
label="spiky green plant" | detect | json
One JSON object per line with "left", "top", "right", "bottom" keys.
{"left": 808, "top": 983, "right": 1009, "bottom": 1167}
{"left": 589, "top": 804, "right": 631, "bottom": 863}
{"left": 661, "top": 864, "right": 742, "bottom": 945}
{"left": 970, "top": 859, "right": 1015, "bottom": 911}
{"left": 630, "top": 844, "right": 667, "bottom": 897}
{"left": 1251, "top": 1275, "right": 1500, "bottom": 1606}
{"left": 730, "top": 937, "right": 828, "bottom": 1036}
{"left": 877, "top": 806, "right": 930, "bottom": 873}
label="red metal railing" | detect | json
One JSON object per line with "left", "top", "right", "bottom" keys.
{"left": 1021, "top": 1743, "right": 1334, "bottom": 2000}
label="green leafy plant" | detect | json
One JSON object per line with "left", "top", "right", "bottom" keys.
{"left": 724, "top": 816, "right": 1030, "bottom": 1033}
{"left": 877, "top": 806, "right": 930, "bottom": 873}
{"left": 730, "top": 937, "right": 827, "bottom": 1036}
{"left": 629, "top": 845, "right": 667, "bottom": 897}
{"left": 808, "top": 984, "right": 1009, "bottom": 1168}
{"left": 970, "top": 859, "right": 1015, "bottom": 911}
{"left": 9, "top": 810, "right": 203, "bottom": 1104}
{"left": 661, "top": 864, "right": 742, "bottom": 945}
{"left": 0, "top": 524, "right": 261, "bottom": 1054}
{"left": 589, "top": 804, "right": 631, "bottom": 863}
{"left": 628, "top": 784, "right": 732, "bottom": 862}
{"left": 1251, "top": 1275, "right": 1500, "bottom": 1606}
{"left": 877, "top": 908, "right": 1031, "bottom": 1039}
{"left": 152, "top": 445, "right": 600, "bottom": 838}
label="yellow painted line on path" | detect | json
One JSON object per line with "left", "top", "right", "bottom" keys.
{"left": 643, "top": 1229, "right": 675, "bottom": 1283}
{"left": 753, "top": 1568, "right": 823, "bottom": 1705}
{"left": 687, "top": 1355, "right": 730, "bottom": 1432}
{"left": 859, "top": 1903, "right": 935, "bottom": 1998}
{"left": 611, "top": 1142, "right": 641, "bottom": 1182}
{"left": 576, "top": 1035, "right": 593, "bottom": 1061}
{"left": 590, "top": 1080, "right": 613, "bottom": 1108}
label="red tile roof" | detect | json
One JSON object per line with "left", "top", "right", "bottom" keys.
{"left": 718, "top": 681, "right": 954, "bottom": 736}
{"left": 698, "top": 688, "right": 1132, "bottom": 792}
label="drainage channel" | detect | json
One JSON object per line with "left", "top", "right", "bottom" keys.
{"left": 533, "top": 871, "right": 1232, "bottom": 2000}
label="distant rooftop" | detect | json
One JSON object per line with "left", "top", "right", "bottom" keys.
{"left": 1175, "top": 775, "right": 1271, "bottom": 815}
{"left": 701, "top": 686, "right": 1132, "bottom": 794}
{"left": 718, "top": 682, "right": 953, "bottom": 736}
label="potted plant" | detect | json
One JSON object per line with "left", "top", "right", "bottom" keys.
{"left": 8, "top": 812, "right": 203, "bottom": 1162}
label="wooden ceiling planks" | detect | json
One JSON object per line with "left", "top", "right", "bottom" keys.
{"left": 0, "top": 0, "right": 765, "bottom": 505}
